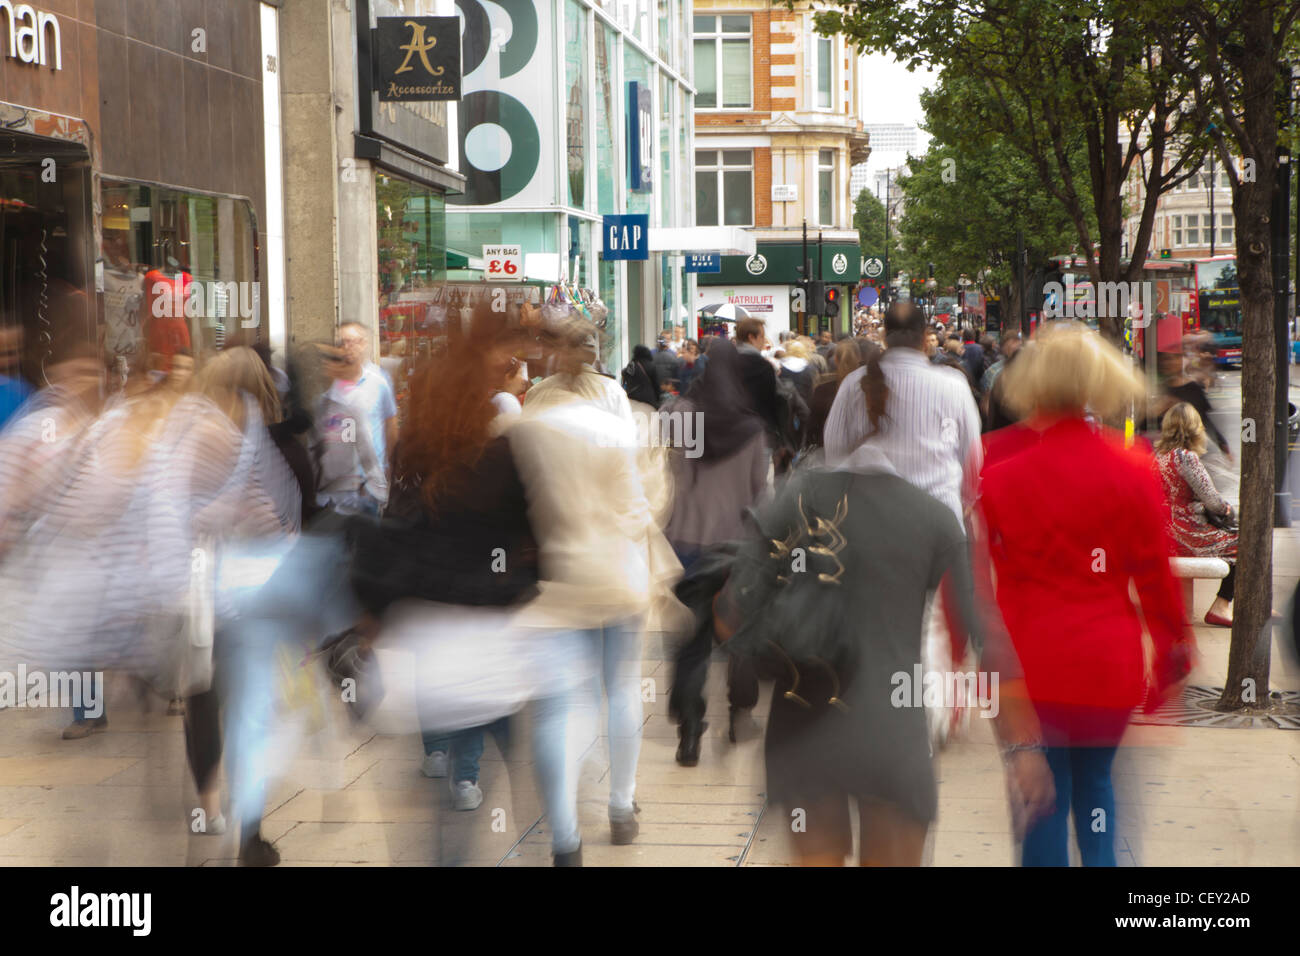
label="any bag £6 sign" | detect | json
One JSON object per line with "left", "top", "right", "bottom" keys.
{"left": 483, "top": 245, "right": 522, "bottom": 281}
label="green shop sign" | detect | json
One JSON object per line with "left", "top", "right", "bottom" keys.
{"left": 697, "top": 242, "right": 862, "bottom": 286}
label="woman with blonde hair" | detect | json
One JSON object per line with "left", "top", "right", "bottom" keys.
{"left": 1154, "top": 401, "right": 1237, "bottom": 626}
{"left": 979, "top": 322, "right": 1193, "bottom": 866}
{"left": 166, "top": 345, "right": 301, "bottom": 865}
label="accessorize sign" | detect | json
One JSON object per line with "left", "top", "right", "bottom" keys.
{"left": 374, "top": 16, "right": 460, "bottom": 101}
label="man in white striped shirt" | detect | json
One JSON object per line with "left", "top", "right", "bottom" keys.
{"left": 823, "top": 302, "right": 982, "bottom": 529}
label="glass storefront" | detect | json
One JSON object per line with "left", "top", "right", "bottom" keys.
{"left": 595, "top": 20, "right": 618, "bottom": 215}
{"left": 100, "top": 179, "right": 258, "bottom": 372}
{"left": 565, "top": 0, "right": 589, "bottom": 209}
{"left": 375, "top": 173, "right": 446, "bottom": 393}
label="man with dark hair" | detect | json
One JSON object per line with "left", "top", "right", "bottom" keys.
{"left": 960, "top": 330, "right": 985, "bottom": 389}
{"left": 734, "top": 317, "right": 781, "bottom": 438}
{"left": 823, "top": 301, "right": 980, "bottom": 526}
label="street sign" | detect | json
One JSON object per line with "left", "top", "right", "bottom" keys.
{"left": 685, "top": 253, "right": 721, "bottom": 273}
{"left": 482, "top": 244, "right": 522, "bottom": 281}
{"left": 772, "top": 184, "right": 797, "bottom": 202}
{"left": 603, "top": 214, "right": 650, "bottom": 260}
{"left": 863, "top": 257, "right": 884, "bottom": 278}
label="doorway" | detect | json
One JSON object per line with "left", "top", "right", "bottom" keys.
{"left": 0, "top": 129, "right": 93, "bottom": 387}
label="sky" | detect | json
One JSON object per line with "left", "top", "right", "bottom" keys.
{"left": 858, "top": 53, "right": 937, "bottom": 174}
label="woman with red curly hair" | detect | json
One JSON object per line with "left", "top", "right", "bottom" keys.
{"left": 380, "top": 307, "right": 538, "bottom": 812}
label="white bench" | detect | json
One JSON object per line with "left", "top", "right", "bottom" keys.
{"left": 1170, "top": 556, "right": 1230, "bottom": 618}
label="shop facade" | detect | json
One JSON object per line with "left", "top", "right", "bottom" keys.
{"left": 0, "top": 0, "right": 276, "bottom": 381}
{"left": 446, "top": 0, "right": 719, "bottom": 370}
{"left": 279, "top": 0, "right": 464, "bottom": 370}
{"left": 695, "top": 240, "right": 862, "bottom": 340}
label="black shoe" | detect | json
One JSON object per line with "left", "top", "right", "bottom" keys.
{"left": 553, "top": 842, "right": 583, "bottom": 867}
{"left": 676, "top": 730, "right": 701, "bottom": 767}
{"left": 239, "top": 834, "right": 281, "bottom": 867}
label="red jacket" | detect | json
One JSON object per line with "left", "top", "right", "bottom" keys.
{"left": 979, "top": 416, "right": 1192, "bottom": 712}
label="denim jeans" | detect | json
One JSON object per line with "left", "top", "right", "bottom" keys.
{"left": 218, "top": 530, "right": 361, "bottom": 840}
{"left": 420, "top": 726, "right": 485, "bottom": 784}
{"left": 532, "top": 616, "right": 645, "bottom": 854}
{"left": 1021, "top": 704, "right": 1130, "bottom": 867}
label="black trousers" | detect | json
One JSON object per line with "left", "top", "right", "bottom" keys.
{"left": 669, "top": 625, "right": 761, "bottom": 731}
{"left": 1218, "top": 561, "right": 1236, "bottom": 601}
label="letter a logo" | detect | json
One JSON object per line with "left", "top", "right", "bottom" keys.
{"left": 395, "top": 21, "right": 442, "bottom": 76}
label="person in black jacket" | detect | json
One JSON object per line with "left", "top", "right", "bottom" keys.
{"left": 369, "top": 307, "right": 538, "bottom": 814}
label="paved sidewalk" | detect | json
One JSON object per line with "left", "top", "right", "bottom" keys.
{"left": 1, "top": 538, "right": 1298, "bottom": 866}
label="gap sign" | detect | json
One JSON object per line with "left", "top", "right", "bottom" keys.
{"left": 603, "top": 214, "right": 649, "bottom": 261}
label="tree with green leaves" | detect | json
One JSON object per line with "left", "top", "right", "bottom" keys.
{"left": 817, "top": 0, "right": 1209, "bottom": 341}
{"left": 889, "top": 74, "right": 1088, "bottom": 327}
{"left": 1140, "top": 0, "right": 1300, "bottom": 713}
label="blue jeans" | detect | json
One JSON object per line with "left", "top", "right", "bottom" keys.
{"left": 532, "top": 617, "right": 645, "bottom": 855}
{"left": 1021, "top": 704, "right": 1130, "bottom": 867}
{"left": 219, "top": 530, "right": 361, "bottom": 839}
{"left": 420, "top": 726, "right": 485, "bottom": 784}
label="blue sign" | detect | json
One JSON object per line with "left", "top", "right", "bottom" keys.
{"left": 628, "top": 81, "right": 653, "bottom": 192}
{"left": 603, "top": 214, "right": 650, "bottom": 261}
{"left": 857, "top": 286, "right": 879, "bottom": 308}
{"left": 685, "top": 253, "right": 721, "bottom": 273}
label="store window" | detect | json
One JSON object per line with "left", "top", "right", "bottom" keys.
{"left": 595, "top": 20, "right": 618, "bottom": 213}
{"left": 1, "top": 132, "right": 93, "bottom": 387}
{"left": 660, "top": 74, "right": 674, "bottom": 226}
{"left": 565, "top": 0, "right": 588, "bottom": 208}
{"left": 625, "top": 46, "right": 654, "bottom": 217}
{"left": 816, "top": 36, "right": 834, "bottom": 110}
{"left": 657, "top": 0, "right": 671, "bottom": 65}
{"left": 376, "top": 173, "right": 446, "bottom": 375}
{"left": 695, "top": 150, "right": 753, "bottom": 226}
{"left": 100, "top": 179, "right": 258, "bottom": 371}
{"left": 818, "top": 149, "right": 835, "bottom": 227}
{"left": 694, "top": 15, "right": 751, "bottom": 110}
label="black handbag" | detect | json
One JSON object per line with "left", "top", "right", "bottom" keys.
{"left": 726, "top": 470, "right": 858, "bottom": 710}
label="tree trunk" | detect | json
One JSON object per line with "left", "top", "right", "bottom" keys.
{"left": 1217, "top": 21, "right": 1276, "bottom": 711}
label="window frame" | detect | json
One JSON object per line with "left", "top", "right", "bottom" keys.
{"left": 695, "top": 148, "right": 754, "bottom": 227}
{"left": 817, "top": 148, "right": 836, "bottom": 227}
{"left": 692, "top": 13, "right": 752, "bottom": 112}
{"left": 814, "top": 35, "right": 835, "bottom": 111}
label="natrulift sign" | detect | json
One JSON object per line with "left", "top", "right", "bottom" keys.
{"left": 374, "top": 16, "right": 461, "bottom": 101}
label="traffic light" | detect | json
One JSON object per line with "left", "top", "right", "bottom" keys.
{"left": 824, "top": 285, "right": 840, "bottom": 317}
{"left": 807, "top": 280, "right": 825, "bottom": 314}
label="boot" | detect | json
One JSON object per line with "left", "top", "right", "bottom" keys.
{"left": 676, "top": 719, "right": 705, "bottom": 767}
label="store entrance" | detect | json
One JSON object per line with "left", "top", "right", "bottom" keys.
{"left": 0, "top": 129, "right": 93, "bottom": 387}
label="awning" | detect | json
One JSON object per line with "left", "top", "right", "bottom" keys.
{"left": 648, "top": 227, "right": 756, "bottom": 257}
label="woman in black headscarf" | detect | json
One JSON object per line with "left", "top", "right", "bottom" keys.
{"left": 622, "top": 344, "right": 661, "bottom": 408}
{"left": 663, "top": 339, "right": 771, "bottom": 764}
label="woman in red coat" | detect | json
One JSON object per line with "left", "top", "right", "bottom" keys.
{"left": 977, "top": 323, "right": 1194, "bottom": 867}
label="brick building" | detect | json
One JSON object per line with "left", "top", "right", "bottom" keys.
{"left": 692, "top": 1, "right": 870, "bottom": 338}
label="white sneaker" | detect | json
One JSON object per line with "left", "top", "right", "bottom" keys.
{"left": 197, "top": 812, "right": 226, "bottom": 836}
{"left": 451, "top": 780, "right": 483, "bottom": 811}
{"left": 421, "top": 751, "right": 448, "bottom": 778}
